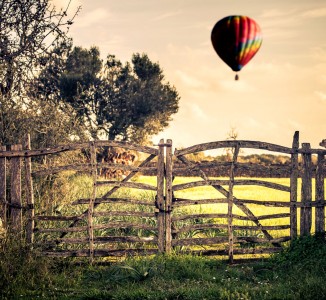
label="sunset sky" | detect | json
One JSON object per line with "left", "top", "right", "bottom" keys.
{"left": 54, "top": 0, "right": 326, "bottom": 151}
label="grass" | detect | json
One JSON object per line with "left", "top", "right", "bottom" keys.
{"left": 1, "top": 174, "right": 326, "bottom": 299}
{"left": 31, "top": 174, "right": 325, "bottom": 259}
{"left": 1, "top": 234, "right": 326, "bottom": 299}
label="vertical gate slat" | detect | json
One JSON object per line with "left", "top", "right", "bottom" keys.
{"left": 290, "top": 131, "right": 299, "bottom": 239}
{"left": 157, "top": 139, "right": 165, "bottom": 252}
{"left": 24, "top": 134, "right": 35, "bottom": 244}
{"left": 227, "top": 144, "right": 240, "bottom": 264}
{"left": 165, "top": 139, "right": 173, "bottom": 253}
{"left": 10, "top": 144, "right": 22, "bottom": 233}
{"left": 88, "top": 142, "right": 97, "bottom": 260}
{"left": 315, "top": 153, "right": 325, "bottom": 233}
{"left": 0, "top": 145, "right": 6, "bottom": 228}
{"left": 301, "top": 143, "right": 312, "bottom": 236}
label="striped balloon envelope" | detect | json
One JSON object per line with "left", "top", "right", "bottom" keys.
{"left": 211, "top": 15, "right": 262, "bottom": 80}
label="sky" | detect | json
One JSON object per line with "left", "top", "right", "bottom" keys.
{"left": 54, "top": 0, "right": 326, "bottom": 151}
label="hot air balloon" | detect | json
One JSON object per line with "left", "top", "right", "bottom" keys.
{"left": 211, "top": 15, "right": 262, "bottom": 80}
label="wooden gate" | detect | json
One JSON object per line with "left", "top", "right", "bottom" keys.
{"left": 0, "top": 132, "right": 325, "bottom": 262}
{"left": 167, "top": 132, "right": 325, "bottom": 262}
{"left": 0, "top": 136, "right": 170, "bottom": 259}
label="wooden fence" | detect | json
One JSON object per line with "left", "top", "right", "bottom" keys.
{"left": 0, "top": 131, "right": 325, "bottom": 263}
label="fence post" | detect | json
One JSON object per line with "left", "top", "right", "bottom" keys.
{"left": 315, "top": 153, "right": 325, "bottom": 234}
{"left": 227, "top": 144, "right": 240, "bottom": 264}
{"left": 300, "top": 143, "right": 312, "bottom": 236}
{"left": 88, "top": 142, "right": 97, "bottom": 261}
{"left": 290, "top": 131, "right": 299, "bottom": 239}
{"left": 157, "top": 139, "right": 165, "bottom": 252}
{"left": 165, "top": 139, "right": 173, "bottom": 253}
{"left": 10, "top": 144, "right": 23, "bottom": 234}
{"left": 0, "top": 146, "right": 6, "bottom": 228}
{"left": 24, "top": 134, "right": 35, "bottom": 244}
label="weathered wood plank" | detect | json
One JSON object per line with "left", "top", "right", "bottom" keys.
{"left": 93, "top": 211, "right": 156, "bottom": 218}
{"left": 157, "top": 139, "right": 165, "bottom": 252}
{"left": 235, "top": 236, "right": 291, "bottom": 244}
{"left": 315, "top": 153, "right": 325, "bottom": 233}
{"left": 172, "top": 224, "right": 228, "bottom": 234}
{"left": 41, "top": 248, "right": 158, "bottom": 257}
{"left": 228, "top": 144, "right": 240, "bottom": 263}
{"left": 94, "top": 140, "right": 158, "bottom": 155}
{"left": 0, "top": 145, "right": 6, "bottom": 227}
{"left": 174, "top": 140, "right": 292, "bottom": 156}
{"left": 290, "top": 131, "right": 299, "bottom": 239}
{"left": 0, "top": 140, "right": 158, "bottom": 158}
{"left": 234, "top": 199, "right": 291, "bottom": 207}
{"left": 24, "top": 134, "right": 35, "bottom": 244}
{"left": 301, "top": 143, "right": 312, "bottom": 235}
{"left": 233, "top": 224, "right": 290, "bottom": 230}
{"left": 43, "top": 236, "right": 157, "bottom": 244}
{"left": 88, "top": 142, "right": 97, "bottom": 260}
{"left": 35, "top": 222, "right": 156, "bottom": 233}
{"left": 173, "top": 161, "right": 292, "bottom": 175}
{"left": 256, "top": 213, "right": 290, "bottom": 220}
{"left": 177, "top": 247, "right": 283, "bottom": 256}
{"left": 165, "top": 139, "right": 173, "bottom": 253}
{"left": 34, "top": 215, "right": 83, "bottom": 221}
{"left": 172, "top": 213, "right": 230, "bottom": 222}
{"left": 232, "top": 247, "right": 284, "bottom": 255}
{"left": 72, "top": 197, "right": 154, "bottom": 206}
{"left": 33, "top": 163, "right": 158, "bottom": 177}
{"left": 97, "top": 180, "right": 156, "bottom": 191}
{"left": 172, "top": 236, "right": 229, "bottom": 246}
{"left": 172, "top": 179, "right": 290, "bottom": 192}
{"left": 176, "top": 213, "right": 251, "bottom": 221}
{"left": 10, "top": 144, "right": 22, "bottom": 233}
{"left": 172, "top": 198, "right": 228, "bottom": 207}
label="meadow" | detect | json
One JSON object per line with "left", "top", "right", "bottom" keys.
{"left": 1, "top": 174, "right": 325, "bottom": 299}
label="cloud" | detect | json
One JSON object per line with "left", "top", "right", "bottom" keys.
{"left": 175, "top": 70, "right": 207, "bottom": 89}
{"left": 73, "top": 8, "right": 111, "bottom": 28}
{"left": 287, "top": 119, "right": 302, "bottom": 130}
{"left": 315, "top": 91, "right": 326, "bottom": 103}
{"left": 188, "top": 103, "right": 209, "bottom": 120}
{"left": 301, "top": 7, "right": 326, "bottom": 18}
{"left": 152, "top": 11, "right": 183, "bottom": 21}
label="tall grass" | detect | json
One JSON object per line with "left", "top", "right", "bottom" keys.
{"left": 1, "top": 173, "right": 326, "bottom": 299}
{"left": 1, "top": 235, "right": 325, "bottom": 299}
{"left": 31, "top": 174, "right": 325, "bottom": 257}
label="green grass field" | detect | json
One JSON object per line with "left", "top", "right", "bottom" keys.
{"left": 1, "top": 174, "right": 326, "bottom": 299}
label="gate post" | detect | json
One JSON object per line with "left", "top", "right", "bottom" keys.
{"left": 290, "top": 131, "right": 299, "bottom": 239}
{"left": 165, "top": 139, "right": 173, "bottom": 253}
{"left": 10, "top": 144, "right": 23, "bottom": 234}
{"left": 24, "top": 134, "right": 35, "bottom": 244}
{"left": 0, "top": 146, "right": 6, "bottom": 228}
{"left": 157, "top": 139, "right": 165, "bottom": 252}
{"left": 300, "top": 143, "right": 312, "bottom": 236}
{"left": 315, "top": 153, "right": 325, "bottom": 233}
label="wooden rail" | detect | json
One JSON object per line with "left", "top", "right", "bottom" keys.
{"left": 0, "top": 132, "right": 325, "bottom": 262}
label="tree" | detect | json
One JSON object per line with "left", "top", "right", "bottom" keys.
{"left": 41, "top": 48, "right": 180, "bottom": 144}
{"left": 0, "top": 0, "right": 84, "bottom": 146}
{"left": 60, "top": 46, "right": 102, "bottom": 104}
{"left": 0, "top": 0, "right": 79, "bottom": 99}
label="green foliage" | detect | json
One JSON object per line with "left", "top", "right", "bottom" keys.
{"left": 1, "top": 237, "right": 326, "bottom": 299}
{"left": 39, "top": 48, "right": 180, "bottom": 143}
{"left": 60, "top": 46, "right": 102, "bottom": 103}
{"left": 0, "top": 237, "right": 54, "bottom": 299}
{"left": 0, "top": 0, "right": 85, "bottom": 146}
